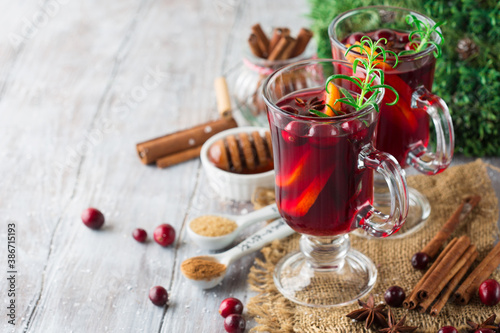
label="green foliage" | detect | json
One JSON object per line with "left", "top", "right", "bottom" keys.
{"left": 308, "top": 0, "right": 500, "bottom": 156}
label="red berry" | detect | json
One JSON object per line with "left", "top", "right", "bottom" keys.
{"left": 398, "top": 33, "right": 410, "bottom": 44}
{"left": 224, "top": 314, "right": 246, "bottom": 333}
{"left": 341, "top": 119, "right": 367, "bottom": 142}
{"left": 374, "top": 29, "right": 396, "bottom": 42}
{"left": 404, "top": 41, "right": 419, "bottom": 51}
{"left": 81, "top": 208, "right": 105, "bottom": 230}
{"left": 411, "top": 252, "right": 429, "bottom": 270}
{"left": 346, "top": 32, "right": 364, "bottom": 45}
{"left": 478, "top": 279, "right": 500, "bottom": 306}
{"left": 149, "top": 286, "right": 168, "bottom": 306}
{"left": 153, "top": 224, "right": 176, "bottom": 246}
{"left": 219, "top": 297, "right": 243, "bottom": 318}
{"left": 438, "top": 326, "right": 458, "bottom": 333}
{"left": 308, "top": 124, "right": 340, "bottom": 148}
{"left": 132, "top": 228, "right": 147, "bottom": 243}
{"left": 281, "top": 121, "right": 308, "bottom": 146}
{"left": 384, "top": 286, "right": 405, "bottom": 307}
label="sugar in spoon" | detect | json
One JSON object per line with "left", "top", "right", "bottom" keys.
{"left": 186, "top": 203, "right": 280, "bottom": 250}
{"left": 181, "top": 218, "right": 294, "bottom": 289}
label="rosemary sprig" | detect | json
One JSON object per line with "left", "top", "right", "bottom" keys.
{"left": 399, "top": 14, "right": 445, "bottom": 58}
{"left": 325, "top": 36, "right": 399, "bottom": 113}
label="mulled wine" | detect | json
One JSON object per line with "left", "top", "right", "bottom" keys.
{"left": 263, "top": 58, "right": 408, "bottom": 307}
{"left": 334, "top": 28, "right": 435, "bottom": 167}
{"left": 270, "top": 88, "right": 376, "bottom": 236}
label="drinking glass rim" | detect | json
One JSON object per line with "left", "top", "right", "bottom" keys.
{"left": 328, "top": 5, "right": 442, "bottom": 62}
{"left": 261, "top": 58, "right": 385, "bottom": 123}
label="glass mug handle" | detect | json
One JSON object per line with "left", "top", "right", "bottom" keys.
{"left": 407, "top": 86, "right": 455, "bottom": 175}
{"left": 357, "top": 145, "right": 409, "bottom": 237}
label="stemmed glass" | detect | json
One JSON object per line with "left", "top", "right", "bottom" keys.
{"left": 329, "top": 6, "right": 454, "bottom": 237}
{"left": 262, "top": 59, "right": 409, "bottom": 307}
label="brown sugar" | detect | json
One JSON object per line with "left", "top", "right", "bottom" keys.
{"left": 190, "top": 215, "right": 237, "bottom": 237}
{"left": 180, "top": 256, "right": 227, "bottom": 281}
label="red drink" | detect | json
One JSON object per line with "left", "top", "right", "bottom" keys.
{"left": 270, "top": 89, "right": 376, "bottom": 236}
{"left": 334, "top": 29, "right": 434, "bottom": 167}
{"left": 263, "top": 58, "right": 408, "bottom": 308}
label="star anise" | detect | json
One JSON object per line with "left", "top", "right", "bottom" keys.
{"left": 346, "top": 294, "right": 388, "bottom": 329}
{"left": 378, "top": 309, "right": 417, "bottom": 333}
{"left": 294, "top": 97, "right": 325, "bottom": 111}
{"left": 466, "top": 314, "right": 497, "bottom": 332}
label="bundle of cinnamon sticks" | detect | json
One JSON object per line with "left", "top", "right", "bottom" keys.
{"left": 404, "top": 194, "right": 500, "bottom": 315}
{"left": 404, "top": 235, "right": 478, "bottom": 316}
{"left": 248, "top": 24, "right": 313, "bottom": 61}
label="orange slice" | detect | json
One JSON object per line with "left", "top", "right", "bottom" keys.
{"left": 280, "top": 163, "right": 335, "bottom": 217}
{"left": 325, "top": 82, "right": 341, "bottom": 116}
{"left": 275, "top": 150, "right": 312, "bottom": 188}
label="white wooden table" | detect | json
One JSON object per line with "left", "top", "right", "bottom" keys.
{"left": 1, "top": 1, "right": 499, "bottom": 332}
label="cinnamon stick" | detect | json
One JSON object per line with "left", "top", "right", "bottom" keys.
{"left": 136, "top": 117, "right": 238, "bottom": 164}
{"left": 404, "top": 237, "right": 458, "bottom": 309}
{"left": 251, "top": 24, "right": 270, "bottom": 57}
{"left": 268, "top": 27, "right": 289, "bottom": 53}
{"left": 455, "top": 241, "right": 500, "bottom": 305}
{"left": 156, "top": 146, "right": 202, "bottom": 168}
{"left": 430, "top": 249, "right": 477, "bottom": 316}
{"left": 267, "top": 36, "right": 291, "bottom": 61}
{"left": 417, "top": 235, "right": 470, "bottom": 301}
{"left": 278, "top": 37, "right": 297, "bottom": 60}
{"left": 248, "top": 34, "right": 265, "bottom": 58}
{"left": 291, "top": 27, "right": 313, "bottom": 57}
{"left": 214, "top": 77, "right": 232, "bottom": 119}
{"left": 421, "top": 195, "right": 481, "bottom": 259}
{"left": 417, "top": 244, "right": 477, "bottom": 313}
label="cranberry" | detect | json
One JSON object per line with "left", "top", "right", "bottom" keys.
{"left": 374, "top": 29, "right": 396, "bottom": 42}
{"left": 281, "top": 121, "right": 308, "bottom": 146}
{"left": 341, "top": 119, "right": 367, "bottom": 142}
{"left": 411, "top": 252, "right": 429, "bottom": 270}
{"left": 153, "top": 224, "right": 176, "bottom": 247}
{"left": 308, "top": 124, "right": 340, "bottom": 147}
{"left": 81, "top": 208, "right": 105, "bottom": 230}
{"left": 219, "top": 297, "right": 243, "bottom": 318}
{"left": 478, "top": 279, "right": 500, "bottom": 306}
{"left": 384, "top": 286, "right": 405, "bottom": 307}
{"left": 132, "top": 228, "right": 147, "bottom": 243}
{"left": 398, "top": 33, "right": 410, "bottom": 44}
{"left": 438, "top": 326, "right": 458, "bottom": 333}
{"left": 149, "top": 286, "right": 168, "bottom": 306}
{"left": 405, "top": 42, "right": 419, "bottom": 51}
{"left": 346, "top": 32, "right": 364, "bottom": 45}
{"left": 224, "top": 314, "right": 246, "bottom": 333}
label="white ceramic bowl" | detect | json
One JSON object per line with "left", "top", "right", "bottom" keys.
{"left": 200, "top": 126, "right": 275, "bottom": 201}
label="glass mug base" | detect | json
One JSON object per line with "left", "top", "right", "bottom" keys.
{"left": 273, "top": 234, "right": 377, "bottom": 308}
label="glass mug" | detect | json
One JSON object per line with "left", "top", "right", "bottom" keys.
{"left": 262, "top": 59, "right": 409, "bottom": 307}
{"left": 329, "top": 6, "right": 454, "bottom": 236}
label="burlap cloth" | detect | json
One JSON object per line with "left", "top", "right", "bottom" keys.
{"left": 247, "top": 159, "right": 500, "bottom": 332}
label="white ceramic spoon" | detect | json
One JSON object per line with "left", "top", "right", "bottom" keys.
{"left": 182, "top": 218, "right": 294, "bottom": 289}
{"left": 187, "top": 203, "right": 280, "bottom": 250}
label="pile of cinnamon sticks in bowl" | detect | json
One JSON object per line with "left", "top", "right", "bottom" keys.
{"left": 231, "top": 24, "right": 315, "bottom": 126}
{"left": 248, "top": 24, "right": 313, "bottom": 61}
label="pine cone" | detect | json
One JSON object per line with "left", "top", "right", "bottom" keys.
{"left": 457, "top": 37, "right": 478, "bottom": 60}
{"left": 378, "top": 9, "right": 396, "bottom": 24}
